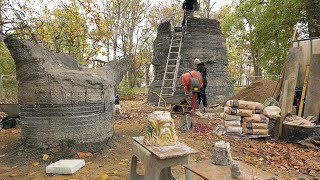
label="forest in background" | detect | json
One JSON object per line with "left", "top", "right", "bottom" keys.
{"left": 0, "top": 0, "right": 319, "bottom": 97}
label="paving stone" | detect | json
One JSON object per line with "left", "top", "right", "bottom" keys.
{"left": 46, "top": 159, "right": 85, "bottom": 175}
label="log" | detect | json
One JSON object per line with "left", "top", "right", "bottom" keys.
{"left": 303, "top": 54, "right": 320, "bottom": 122}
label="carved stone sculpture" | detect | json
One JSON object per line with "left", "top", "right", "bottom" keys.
{"left": 144, "top": 111, "right": 177, "bottom": 146}
{"left": 4, "top": 36, "right": 132, "bottom": 150}
{"left": 212, "top": 141, "right": 233, "bottom": 166}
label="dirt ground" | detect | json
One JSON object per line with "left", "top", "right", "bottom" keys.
{"left": 0, "top": 95, "right": 320, "bottom": 180}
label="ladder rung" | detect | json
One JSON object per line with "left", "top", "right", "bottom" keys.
{"left": 171, "top": 46, "right": 180, "bottom": 47}
{"left": 167, "top": 65, "right": 176, "bottom": 67}
{"left": 170, "top": 52, "right": 179, "bottom": 53}
{"left": 168, "top": 59, "right": 177, "bottom": 61}
{"left": 164, "top": 79, "right": 173, "bottom": 80}
{"left": 166, "top": 72, "right": 175, "bottom": 74}
{"left": 163, "top": 87, "right": 173, "bottom": 89}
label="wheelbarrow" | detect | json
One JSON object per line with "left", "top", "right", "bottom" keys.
{"left": 151, "top": 92, "right": 194, "bottom": 131}
{"left": 0, "top": 104, "right": 20, "bottom": 129}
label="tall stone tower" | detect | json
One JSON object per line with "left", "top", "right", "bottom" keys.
{"left": 148, "top": 17, "right": 234, "bottom": 105}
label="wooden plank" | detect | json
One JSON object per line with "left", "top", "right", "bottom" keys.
{"left": 132, "top": 136, "right": 198, "bottom": 159}
{"left": 273, "top": 61, "right": 286, "bottom": 100}
{"left": 279, "top": 47, "right": 302, "bottom": 115}
{"left": 183, "top": 160, "right": 282, "bottom": 180}
{"left": 303, "top": 54, "right": 320, "bottom": 122}
{"left": 276, "top": 80, "right": 288, "bottom": 139}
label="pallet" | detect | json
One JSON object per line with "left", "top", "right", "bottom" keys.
{"left": 225, "top": 132, "right": 270, "bottom": 139}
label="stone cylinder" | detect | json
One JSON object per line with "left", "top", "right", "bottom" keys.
{"left": 4, "top": 36, "right": 132, "bottom": 150}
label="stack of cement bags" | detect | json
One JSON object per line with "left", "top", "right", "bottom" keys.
{"left": 222, "top": 100, "right": 269, "bottom": 136}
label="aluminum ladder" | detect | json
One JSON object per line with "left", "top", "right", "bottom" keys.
{"left": 158, "top": 31, "right": 183, "bottom": 108}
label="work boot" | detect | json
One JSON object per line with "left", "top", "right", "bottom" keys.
{"left": 202, "top": 107, "right": 206, "bottom": 113}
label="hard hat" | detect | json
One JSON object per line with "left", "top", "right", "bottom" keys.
{"left": 194, "top": 58, "right": 201, "bottom": 65}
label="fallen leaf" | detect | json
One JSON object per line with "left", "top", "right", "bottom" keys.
{"left": 86, "top": 152, "right": 94, "bottom": 157}
{"left": 110, "top": 169, "right": 119, "bottom": 174}
{"left": 9, "top": 174, "right": 18, "bottom": 177}
{"left": 86, "top": 161, "right": 93, "bottom": 165}
{"left": 191, "top": 159, "right": 197, "bottom": 162}
{"left": 309, "top": 170, "right": 316, "bottom": 175}
{"left": 27, "top": 171, "right": 37, "bottom": 176}
{"left": 0, "top": 154, "right": 5, "bottom": 158}
{"left": 109, "top": 148, "right": 114, "bottom": 151}
{"left": 31, "top": 162, "right": 39, "bottom": 166}
{"left": 77, "top": 152, "right": 86, "bottom": 158}
{"left": 258, "top": 158, "right": 264, "bottom": 161}
{"left": 245, "top": 156, "right": 251, "bottom": 161}
{"left": 43, "top": 154, "right": 49, "bottom": 161}
{"left": 293, "top": 166, "right": 299, "bottom": 169}
{"left": 101, "top": 173, "right": 108, "bottom": 180}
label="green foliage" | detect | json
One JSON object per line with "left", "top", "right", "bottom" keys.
{"left": 3, "top": 78, "right": 18, "bottom": 100}
{"left": 118, "top": 79, "right": 134, "bottom": 96}
{"left": 0, "top": 42, "right": 15, "bottom": 75}
{"left": 219, "top": 0, "right": 305, "bottom": 78}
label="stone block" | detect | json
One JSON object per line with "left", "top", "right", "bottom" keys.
{"left": 46, "top": 159, "right": 85, "bottom": 174}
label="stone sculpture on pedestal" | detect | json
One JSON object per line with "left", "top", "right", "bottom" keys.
{"left": 144, "top": 111, "right": 177, "bottom": 146}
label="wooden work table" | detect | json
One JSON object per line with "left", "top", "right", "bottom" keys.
{"left": 183, "top": 160, "right": 282, "bottom": 180}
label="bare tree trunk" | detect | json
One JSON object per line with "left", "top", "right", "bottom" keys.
{"left": 306, "top": 0, "right": 320, "bottom": 37}
{"left": 0, "top": 0, "right": 3, "bottom": 34}
{"left": 113, "top": 0, "right": 121, "bottom": 61}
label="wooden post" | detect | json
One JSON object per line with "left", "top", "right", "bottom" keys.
{"left": 0, "top": 75, "right": 3, "bottom": 99}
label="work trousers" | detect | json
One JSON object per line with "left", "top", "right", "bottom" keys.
{"left": 197, "top": 83, "right": 208, "bottom": 108}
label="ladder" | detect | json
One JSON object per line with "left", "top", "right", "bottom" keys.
{"left": 158, "top": 31, "right": 183, "bottom": 108}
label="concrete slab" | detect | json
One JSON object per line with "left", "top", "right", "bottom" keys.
{"left": 46, "top": 159, "right": 85, "bottom": 174}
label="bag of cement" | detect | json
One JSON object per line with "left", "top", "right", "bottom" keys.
{"left": 226, "top": 100, "right": 255, "bottom": 109}
{"left": 252, "top": 109, "right": 263, "bottom": 114}
{"left": 226, "top": 126, "right": 243, "bottom": 133}
{"left": 243, "top": 114, "right": 269, "bottom": 123}
{"left": 243, "top": 128, "right": 268, "bottom": 135}
{"left": 242, "top": 122, "right": 268, "bottom": 129}
{"left": 223, "top": 113, "right": 241, "bottom": 121}
{"left": 224, "top": 107, "right": 252, "bottom": 117}
{"left": 263, "top": 106, "right": 281, "bottom": 119}
{"left": 254, "top": 103, "right": 265, "bottom": 110}
{"left": 225, "top": 120, "right": 241, "bottom": 127}
{"left": 226, "top": 100, "right": 265, "bottom": 110}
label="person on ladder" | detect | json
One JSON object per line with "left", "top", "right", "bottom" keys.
{"left": 194, "top": 58, "right": 208, "bottom": 113}
{"left": 182, "top": 0, "right": 198, "bottom": 25}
